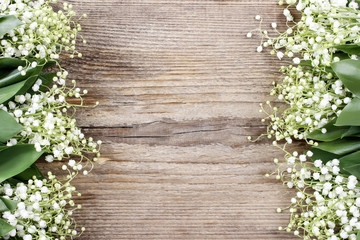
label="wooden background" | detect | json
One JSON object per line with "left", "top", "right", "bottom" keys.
{"left": 38, "top": 0, "right": 303, "bottom": 239}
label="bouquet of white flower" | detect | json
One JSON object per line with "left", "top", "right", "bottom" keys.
{"left": 250, "top": 0, "right": 360, "bottom": 239}
{"left": 0, "top": 1, "right": 100, "bottom": 239}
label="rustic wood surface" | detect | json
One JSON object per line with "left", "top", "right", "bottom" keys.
{"left": 38, "top": 0, "right": 305, "bottom": 239}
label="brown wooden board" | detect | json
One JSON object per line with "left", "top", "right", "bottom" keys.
{"left": 37, "top": 0, "right": 303, "bottom": 239}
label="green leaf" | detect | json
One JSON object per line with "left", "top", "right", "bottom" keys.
{"left": 0, "top": 58, "right": 26, "bottom": 69}
{"left": 4, "top": 178, "right": 22, "bottom": 186}
{"left": 332, "top": 59, "right": 360, "bottom": 98}
{"left": 0, "top": 145, "right": 9, "bottom": 152}
{"left": 0, "top": 75, "right": 37, "bottom": 104}
{"left": 357, "top": 230, "right": 360, "bottom": 240}
{"left": 309, "top": 148, "right": 342, "bottom": 163}
{"left": 0, "top": 197, "right": 18, "bottom": 213}
{"left": 0, "top": 109, "right": 23, "bottom": 142}
{"left": 0, "top": 199, "right": 9, "bottom": 212}
{"left": 0, "top": 197, "right": 18, "bottom": 212}
{"left": 344, "top": 163, "right": 360, "bottom": 179}
{"left": 306, "top": 119, "right": 349, "bottom": 141}
{"left": 334, "top": 44, "right": 360, "bottom": 55}
{"left": 313, "top": 138, "right": 360, "bottom": 155}
{"left": 0, "top": 58, "right": 53, "bottom": 70}
{"left": 43, "top": 60, "right": 56, "bottom": 69}
{"left": 336, "top": 97, "right": 360, "bottom": 126}
{"left": 0, "top": 80, "right": 25, "bottom": 103}
{"left": 0, "top": 219, "right": 14, "bottom": 237}
{"left": 0, "top": 63, "right": 43, "bottom": 88}
{"left": 0, "top": 15, "right": 23, "bottom": 37}
{"left": 339, "top": 151, "right": 360, "bottom": 175}
{"left": 334, "top": 52, "right": 351, "bottom": 60}
{"left": 26, "top": 72, "right": 55, "bottom": 95}
{"left": 15, "top": 74, "right": 38, "bottom": 96}
{"left": 38, "top": 72, "right": 55, "bottom": 92}
{"left": 299, "top": 60, "right": 312, "bottom": 67}
{"left": 14, "top": 164, "right": 44, "bottom": 181}
{"left": 0, "top": 144, "right": 44, "bottom": 183}
{"left": 341, "top": 126, "right": 360, "bottom": 138}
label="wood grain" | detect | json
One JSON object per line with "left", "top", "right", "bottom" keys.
{"left": 38, "top": 0, "right": 304, "bottom": 239}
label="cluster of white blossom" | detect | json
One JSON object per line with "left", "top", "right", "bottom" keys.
{"left": 0, "top": 72, "right": 101, "bottom": 175}
{"left": 0, "top": 0, "right": 86, "bottom": 60}
{"left": 249, "top": 0, "right": 360, "bottom": 239}
{"left": 259, "top": 65, "right": 352, "bottom": 142}
{"left": 250, "top": 0, "right": 360, "bottom": 68}
{"left": 0, "top": 173, "right": 84, "bottom": 240}
{"left": 0, "top": 1, "right": 99, "bottom": 239}
{"left": 271, "top": 151, "right": 360, "bottom": 239}
{"left": 247, "top": 0, "right": 359, "bottom": 143}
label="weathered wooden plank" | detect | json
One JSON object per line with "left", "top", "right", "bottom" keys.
{"left": 37, "top": 0, "right": 302, "bottom": 239}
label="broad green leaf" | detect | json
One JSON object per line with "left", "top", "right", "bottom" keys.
{"left": 0, "top": 146, "right": 9, "bottom": 152}
{"left": 342, "top": 126, "right": 360, "bottom": 138}
{"left": 0, "top": 200, "right": 8, "bottom": 212}
{"left": 4, "top": 178, "right": 22, "bottom": 186}
{"left": 0, "top": 197, "right": 18, "bottom": 212}
{"left": 357, "top": 231, "right": 360, "bottom": 240}
{"left": 14, "top": 164, "right": 44, "bottom": 181}
{"left": 0, "top": 58, "right": 26, "bottom": 69}
{"left": 0, "top": 58, "right": 53, "bottom": 70}
{"left": 334, "top": 44, "right": 360, "bottom": 55}
{"left": 334, "top": 52, "right": 351, "bottom": 60}
{"left": 0, "top": 109, "right": 23, "bottom": 142}
{"left": 299, "top": 60, "right": 311, "bottom": 67}
{"left": 15, "top": 75, "right": 38, "bottom": 96}
{"left": 309, "top": 148, "right": 342, "bottom": 163}
{"left": 0, "top": 81, "right": 24, "bottom": 103}
{"left": 0, "top": 63, "right": 43, "bottom": 88}
{"left": 344, "top": 163, "right": 360, "bottom": 179}
{"left": 0, "top": 144, "right": 44, "bottom": 183}
{"left": 0, "top": 15, "right": 23, "bottom": 37}
{"left": 307, "top": 119, "right": 349, "bottom": 141}
{"left": 339, "top": 151, "right": 360, "bottom": 175}
{"left": 25, "top": 72, "right": 54, "bottom": 95}
{"left": 313, "top": 138, "right": 360, "bottom": 155}
{"left": 0, "top": 219, "right": 14, "bottom": 237}
{"left": 336, "top": 98, "right": 360, "bottom": 126}
{"left": 332, "top": 59, "right": 360, "bottom": 98}
{"left": 0, "top": 75, "right": 37, "bottom": 104}
{"left": 43, "top": 60, "right": 56, "bottom": 69}
{"left": 38, "top": 72, "right": 56, "bottom": 92}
